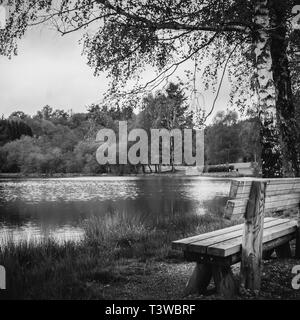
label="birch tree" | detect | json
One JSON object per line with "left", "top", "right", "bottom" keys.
{"left": 0, "top": 0, "right": 299, "bottom": 177}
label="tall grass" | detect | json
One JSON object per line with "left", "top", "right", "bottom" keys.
{"left": 0, "top": 204, "right": 238, "bottom": 299}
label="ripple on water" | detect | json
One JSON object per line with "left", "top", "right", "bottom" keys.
{"left": 0, "top": 177, "right": 231, "bottom": 245}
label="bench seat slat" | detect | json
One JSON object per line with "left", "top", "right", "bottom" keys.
{"left": 171, "top": 217, "right": 277, "bottom": 250}
{"left": 185, "top": 218, "right": 291, "bottom": 254}
{"left": 207, "top": 220, "right": 298, "bottom": 257}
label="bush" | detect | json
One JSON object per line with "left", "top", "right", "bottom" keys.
{"left": 207, "top": 164, "right": 234, "bottom": 172}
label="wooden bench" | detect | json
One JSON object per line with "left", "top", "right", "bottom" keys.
{"left": 225, "top": 177, "right": 300, "bottom": 219}
{"left": 172, "top": 178, "right": 300, "bottom": 298}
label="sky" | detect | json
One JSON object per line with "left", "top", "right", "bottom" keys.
{"left": 0, "top": 22, "right": 233, "bottom": 122}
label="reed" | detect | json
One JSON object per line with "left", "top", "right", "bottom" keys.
{"left": 0, "top": 209, "right": 235, "bottom": 299}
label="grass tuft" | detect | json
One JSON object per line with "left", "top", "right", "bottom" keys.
{"left": 0, "top": 207, "right": 236, "bottom": 299}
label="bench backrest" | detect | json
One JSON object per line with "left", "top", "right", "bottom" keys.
{"left": 225, "top": 178, "right": 300, "bottom": 219}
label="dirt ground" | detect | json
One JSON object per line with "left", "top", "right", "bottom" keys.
{"left": 97, "top": 257, "right": 300, "bottom": 300}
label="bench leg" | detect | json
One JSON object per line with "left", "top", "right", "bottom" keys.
{"left": 212, "top": 265, "right": 236, "bottom": 299}
{"left": 275, "top": 241, "right": 292, "bottom": 258}
{"left": 184, "top": 263, "right": 212, "bottom": 296}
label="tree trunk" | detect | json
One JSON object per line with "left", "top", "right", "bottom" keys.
{"left": 253, "top": 0, "right": 283, "bottom": 178}
{"left": 269, "top": 0, "right": 300, "bottom": 177}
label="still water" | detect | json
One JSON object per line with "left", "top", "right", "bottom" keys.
{"left": 0, "top": 176, "right": 231, "bottom": 244}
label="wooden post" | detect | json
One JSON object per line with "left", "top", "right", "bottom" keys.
{"left": 240, "top": 181, "right": 266, "bottom": 292}
{"left": 183, "top": 263, "right": 212, "bottom": 296}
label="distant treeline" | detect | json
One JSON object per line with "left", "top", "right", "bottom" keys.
{"left": 0, "top": 83, "right": 273, "bottom": 175}
{"left": 0, "top": 119, "right": 33, "bottom": 145}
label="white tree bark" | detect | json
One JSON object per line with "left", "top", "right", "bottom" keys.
{"left": 254, "top": 0, "right": 276, "bottom": 115}
{"left": 253, "top": 0, "right": 282, "bottom": 177}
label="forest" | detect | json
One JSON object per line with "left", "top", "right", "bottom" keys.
{"left": 1, "top": 0, "right": 300, "bottom": 178}
{"left": 0, "top": 82, "right": 269, "bottom": 175}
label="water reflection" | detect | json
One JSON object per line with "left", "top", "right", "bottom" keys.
{"left": 0, "top": 176, "right": 230, "bottom": 244}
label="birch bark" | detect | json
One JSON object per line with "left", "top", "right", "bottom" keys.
{"left": 253, "top": 0, "right": 283, "bottom": 178}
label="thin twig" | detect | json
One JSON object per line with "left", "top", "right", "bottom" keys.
{"left": 202, "top": 39, "right": 244, "bottom": 124}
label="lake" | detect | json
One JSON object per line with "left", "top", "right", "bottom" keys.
{"left": 0, "top": 176, "right": 231, "bottom": 244}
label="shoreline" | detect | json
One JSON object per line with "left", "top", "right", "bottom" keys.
{"left": 1, "top": 211, "right": 298, "bottom": 300}
{"left": 0, "top": 171, "right": 247, "bottom": 179}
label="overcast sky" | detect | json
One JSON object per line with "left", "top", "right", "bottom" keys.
{"left": 0, "top": 23, "right": 232, "bottom": 121}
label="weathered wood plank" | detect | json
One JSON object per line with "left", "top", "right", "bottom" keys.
{"left": 240, "top": 190, "right": 300, "bottom": 201}
{"left": 230, "top": 177, "right": 300, "bottom": 184}
{"left": 226, "top": 178, "right": 300, "bottom": 218}
{"left": 263, "top": 234, "right": 295, "bottom": 253}
{"left": 228, "top": 180, "right": 241, "bottom": 198}
{"left": 172, "top": 217, "right": 277, "bottom": 250}
{"left": 226, "top": 196, "right": 300, "bottom": 217}
{"left": 184, "top": 233, "right": 295, "bottom": 266}
{"left": 224, "top": 199, "right": 247, "bottom": 218}
{"left": 207, "top": 220, "right": 298, "bottom": 257}
{"left": 186, "top": 218, "right": 290, "bottom": 254}
{"left": 235, "top": 187, "right": 300, "bottom": 199}
{"left": 229, "top": 196, "right": 300, "bottom": 210}
{"left": 265, "top": 193, "right": 300, "bottom": 203}
{"left": 235, "top": 180, "right": 300, "bottom": 189}
{"left": 184, "top": 251, "right": 238, "bottom": 266}
{"left": 227, "top": 204, "right": 298, "bottom": 216}
{"left": 240, "top": 181, "right": 266, "bottom": 291}
{"left": 229, "top": 178, "right": 300, "bottom": 199}
{"left": 172, "top": 224, "right": 243, "bottom": 250}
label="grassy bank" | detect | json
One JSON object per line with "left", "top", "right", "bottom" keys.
{"left": 1, "top": 206, "right": 299, "bottom": 300}
{"left": 0, "top": 205, "right": 238, "bottom": 299}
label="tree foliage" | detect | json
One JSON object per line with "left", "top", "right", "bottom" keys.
{"left": 0, "top": 118, "right": 32, "bottom": 146}
{"left": 1, "top": 0, "right": 300, "bottom": 176}
{"left": 205, "top": 110, "right": 260, "bottom": 165}
{"left": 0, "top": 85, "right": 263, "bottom": 174}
